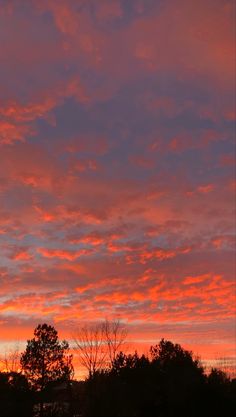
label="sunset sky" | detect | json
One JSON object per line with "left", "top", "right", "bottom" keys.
{"left": 0, "top": 0, "right": 235, "bottom": 371}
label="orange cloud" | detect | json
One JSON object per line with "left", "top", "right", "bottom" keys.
{"left": 38, "top": 248, "right": 92, "bottom": 261}
{"left": 183, "top": 274, "right": 210, "bottom": 285}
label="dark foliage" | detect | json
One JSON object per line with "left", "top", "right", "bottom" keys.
{"left": 0, "top": 371, "right": 33, "bottom": 417}
{"left": 19, "top": 323, "right": 73, "bottom": 417}
{"left": 80, "top": 339, "right": 236, "bottom": 417}
{"left": 20, "top": 323, "right": 73, "bottom": 391}
{"left": 0, "top": 327, "right": 235, "bottom": 417}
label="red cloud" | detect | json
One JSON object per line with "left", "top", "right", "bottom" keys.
{"left": 38, "top": 248, "right": 92, "bottom": 261}
{"left": 0, "top": 121, "right": 34, "bottom": 145}
{"left": 11, "top": 251, "right": 33, "bottom": 261}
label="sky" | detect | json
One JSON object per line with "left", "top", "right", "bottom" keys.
{"left": 0, "top": 0, "right": 235, "bottom": 372}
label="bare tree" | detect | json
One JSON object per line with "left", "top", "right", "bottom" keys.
{"left": 0, "top": 344, "right": 21, "bottom": 373}
{"left": 103, "top": 319, "right": 127, "bottom": 365}
{"left": 73, "top": 319, "right": 127, "bottom": 377}
{"left": 73, "top": 323, "right": 107, "bottom": 378}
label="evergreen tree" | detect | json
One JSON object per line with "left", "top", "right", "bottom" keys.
{"left": 20, "top": 323, "right": 73, "bottom": 391}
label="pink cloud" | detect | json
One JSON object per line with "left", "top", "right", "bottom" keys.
{"left": 0, "top": 0, "right": 234, "bottom": 372}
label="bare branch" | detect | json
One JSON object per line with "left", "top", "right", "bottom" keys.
{"left": 103, "top": 319, "right": 127, "bottom": 365}
{"left": 0, "top": 343, "right": 21, "bottom": 373}
{"left": 73, "top": 323, "right": 107, "bottom": 378}
{"left": 73, "top": 319, "right": 127, "bottom": 378}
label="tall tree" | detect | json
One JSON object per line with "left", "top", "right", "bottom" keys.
{"left": 73, "top": 319, "right": 127, "bottom": 378}
{"left": 20, "top": 323, "right": 73, "bottom": 391}
{"left": 73, "top": 323, "right": 106, "bottom": 378}
{"left": 103, "top": 319, "right": 127, "bottom": 365}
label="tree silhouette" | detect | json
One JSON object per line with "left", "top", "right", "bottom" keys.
{"left": 20, "top": 323, "right": 73, "bottom": 391}
{"left": 73, "top": 320, "right": 127, "bottom": 377}
{"left": 150, "top": 339, "right": 205, "bottom": 417}
{"left": 83, "top": 340, "right": 209, "bottom": 416}
{"left": 0, "top": 325, "right": 235, "bottom": 417}
{"left": 103, "top": 319, "right": 127, "bottom": 366}
{"left": 150, "top": 338, "right": 199, "bottom": 365}
{"left": 73, "top": 323, "right": 107, "bottom": 378}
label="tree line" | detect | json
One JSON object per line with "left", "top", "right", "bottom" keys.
{"left": 0, "top": 321, "right": 235, "bottom": 417}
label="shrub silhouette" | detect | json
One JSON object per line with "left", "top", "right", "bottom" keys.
{"left": 0, "top": 371, "right": 32, "bottom": 417}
